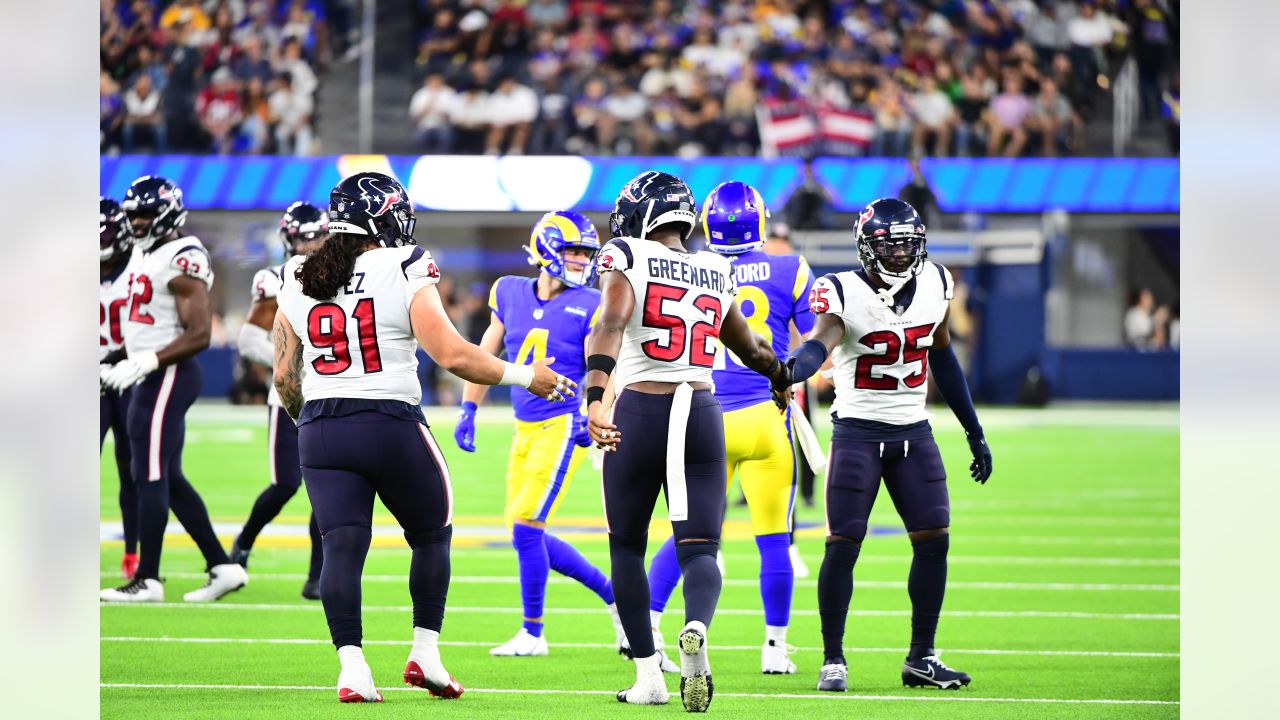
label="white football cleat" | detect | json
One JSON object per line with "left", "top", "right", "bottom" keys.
{"left": 404, "top": 636, "right": 464, "bottom": 698}
{"left": 489, "top": 628, "right": 549, "bottom": 656}
{"left": 336, "top": 653, "right": 382, "bottom": 703}
{"left": 654, "top": 630, "right": 680, "bottom": 673}
{"left": 183, "top": 563, "right": 248, "bottom": 602}
{"left": 678, "top": 621, "right": 713, "bottom": 712}
{"left": 761, "top": 639, "right": 798, "bottom": 674}
{"left": 100, "top": 576, "right": 164, "bottom": 603}
{"left": 789, "top": 543, "right": 811, "bottom": 579}
{"left": 616, "top": 653, "right": 670, "bottom": 705}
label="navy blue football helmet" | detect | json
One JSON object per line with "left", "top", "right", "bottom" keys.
{"left": 122, "top": 176, "right": 187, "bottom": 252}
{"left": 854, "top": 198, "right": 927, "bottom": 281}
{"left": 278, "top": 201, "right": 330, "bottom": 255}
{"left": 328, "top": 172, "right": 416, "bottom": 247}
{"left": 609, "top": 170, "right": 697, "bottom": 241}
{"left": 701, "top": 181, "right": 769, "bottom": 255}
{"left": 100, "top": 197, "right": 132, "bottom": 263}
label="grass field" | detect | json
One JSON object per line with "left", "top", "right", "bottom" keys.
{"left": 100, "top": 403, "right": 1179, "bottom": 718}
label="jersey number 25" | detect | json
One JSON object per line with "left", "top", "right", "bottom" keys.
{"left": 855, "top": 324, "right": 934, "bottom": 390}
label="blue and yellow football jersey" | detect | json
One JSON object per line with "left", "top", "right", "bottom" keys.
{"left": 490, "top": 276, "right": 600, "bottom": 423}
{"left": 714, "top": 250, "right": 815, "bottom": 412}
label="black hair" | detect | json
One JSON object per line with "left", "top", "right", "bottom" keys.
{"left": 296, "top": 233, "right": 365, "bottom": 299}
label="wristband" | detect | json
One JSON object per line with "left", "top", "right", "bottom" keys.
{"left": 586, "top": 353, "right": 616, "bottom": 377}
{"left": 499, "top": 361, "right": 536, "bottom": 388}
{"left": 586, "top": 386, "right": 605, "bottom": 405}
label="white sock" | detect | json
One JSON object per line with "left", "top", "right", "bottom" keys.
{"left": 765, "top": 625, "right": 788, "bottom": 645}
{"left": 650, "top": 610, "right": 663, "bottom": 630}
{"left": 634, "top": 652, "right": 662, "bottom": 678}
{"left": 413, "top": 627, "right": 439, "bottom": 652}
{"left": 337, "top": 645, "right": 365, "bottom": 669}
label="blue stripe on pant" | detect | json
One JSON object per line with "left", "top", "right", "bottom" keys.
{"left": 533, "top": 423, "right": 577, "bottom": 523}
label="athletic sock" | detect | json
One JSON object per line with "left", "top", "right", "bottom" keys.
{"left": 545, "top": 532, "right": 613, "bottom": 604}
{"left": 512, "top": 523, "right": 549, "bottom": 637}
{"left": 756, "top": 532, "right": 794, "bottom": 629}
{"left": 907, "top": 533, "right": 949, "bottom": 661}
{"left": 337, "top": 644, "right": 366, "bottom": 668}
{"left": 609, "top": 533, "right": 654, "bottom": 658}
{"left": 407, "top": 525, "right": 452, "bottom": 633}
{"left": 646, "top": 535, "right": 681, "bottom": 613}
{"left": 238, "top": 484, "right": 299, "bottom": 550}
{"left": 307, "top": 512, "right": 324, "bottom": 581}
{"left": 117, "top": 465, "right": 138, "bottom": 555}
{"left": 675, "top": 542, "right": 722, "bottom": 629}
{"left": 650, "top": 609, "right": 664, "bottom": 632}
{"left": 765, "top": 624, "right": 788, "bottom": 646}
{"left": 321, "top": 525, "right": 372, "bottom": 648}
{"left": 134, "top": 477, "right": 170, "bottom": 580}
{"left": 818, "top": 538, "right": 860, "bottom": 665}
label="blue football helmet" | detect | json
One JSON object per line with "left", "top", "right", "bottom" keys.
{"left": 100, "top": 197, "right": 132, "bottom": 263}
{"left": 527, "top": 211, "right": 601, "bottom": 288}
{"left": 701, "top": 181, "right": 769, "bottom": 255}
{"left": 328, "top": 172, "right": 416, "bottom": 247}
{"left": 121, "top": 176, "right": 187, "bottom": 252}
{"left": 278, "top": 201, "right": 330, "bottom": 256}
{"left": 609, "top": 170, "right": 697, "bottom": 241}
{"left": 854, "top": 197, "right": 927, "bottom": 281}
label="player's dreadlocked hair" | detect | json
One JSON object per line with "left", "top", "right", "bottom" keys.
{"left": 295, "top": 233, "right": 367, "bottom": 300}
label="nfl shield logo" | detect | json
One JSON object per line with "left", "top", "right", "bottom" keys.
{"left": 533, "top": 308, "right": 544, "bottom": 320}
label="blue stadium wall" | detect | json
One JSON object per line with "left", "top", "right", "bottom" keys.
{"left": 102, "top": 155, "right": 1179, "bottom": 403}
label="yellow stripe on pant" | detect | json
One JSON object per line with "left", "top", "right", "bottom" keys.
{"left": 723, "top": 400, "right": 798, "bottom": 535}
{"left": 503, "top": 414, "right": 585, "bottom": 527}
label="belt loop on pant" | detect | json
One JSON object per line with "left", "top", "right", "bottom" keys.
{"left": 665, "top": 383, "right": 694, "bottom": 522}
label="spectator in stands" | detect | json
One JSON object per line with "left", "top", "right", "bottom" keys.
{"left": 1024, "top": 0, "right": 1071, "bottom": 67}
{"left": 239, "top": 76, "right": 273, "bottom": 153}
{"left": 530, "top": 78, "right": 572, "bottom": 154}
{"left": 987, "top": 74, "right": 1030, "bottom": 157}
{"left": 677, "top": 82, "right": 726, "bottom": 157}
{"left": 722, "top": 66, "right": 761, "bottom": 156}
{"left": 1123, "top": 288, "right": 1167, "bottom": 350}
{"left": 197, "top": 67, "right": 243, "bottom": 154}
{"left": 447, "top": 81, "right": 492, "bottom": 154}
{"left": 1127, "top": 0, "right": 1174, "bottom": 121}
{"left": 647, "top": 87, "right": 684, "bottom": 155}
{"left": 131, "top": 45, "right": 168, "bottom": 95}
{"left": 567, "top": 77, "right": 608, "bottom": 154}
{"left": 202, "top": 4, "right": 241, "bottom": 73}
{"left": 565, "top": 14, "right": 608, "bottom": 73}
{"left": 1066, "top": 1, "right": 1115, "bottom": 93}
{"left": 600, "top": 80, "right": 651, "bottom": 155}
{"left": 783, "top": 158, "right": 835, "bottom": 230}
{"left": 160, "top": 0, "right": 210, "bottom": 33}
{"left": 527, "top": 0, "right": 569, "bottom": 31}
{"left": 279, "top": 38, "right": 318, "bottom": 97}
{"left": 910, "top": 74, "right": 955, "bottom": 157}
{"left": 1027, "top": 78, "right": 1083, "bottom": 156}
{"left": 410, "top": 73, "right": 458, "bottom": 154}
{"left": 1162, "top": 71, "right": 1179, "bottom": 155}
{"left": 899, "top": 153, "right": 939, "bottom": 228}
{"left": 233, "top": 36, "right": 275, "bottom": 86}
{"left": 871, "top": 77, "right": 912, "bottom": 157}
{"left": 235, "top": 0, "right": 283, "bottom": 52}
{"left": 161, "top": 19, "right": 205, "bottom": 151}
{"left": 269, "top": 71, "right": 315, "bottom": 155}
{"left": 101, "top": 71, "right": 124, "bottom": 153}
{"left": 123, "top": 73, "right": 167, "bottom": 152}
{"left": 485, "top": 75, "right": 538, "bottom": 155}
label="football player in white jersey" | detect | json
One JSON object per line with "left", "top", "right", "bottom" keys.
{"left": 100, "top": 197, "right": 140, "bottom": 580}
{"left": 100, "top": 176, "right": 249, "bottom": 603}
{"left": 229, "top": 202, "right": 328, "bottom": 600}
{"left": 272, "top": 172, "right": 569, "bottom": 703}
{"left": 583, "top": 171, "right": 792, "bottom": 711}
{"left": 779, "top": 198, "right": 993, "bottom": 692}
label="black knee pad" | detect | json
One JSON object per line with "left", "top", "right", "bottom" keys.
{"left": 911, "top": 532, "right": 949, "bottom": 561}
{"left": 825, "top": 536, "right": 861, "bottom": 565}
{"left": 674, "top": 539, "right": 719, "bottom": 566}
{"left": 608, "top": 531, "right": 647, "bottom": 558}
{"left": 322, "top": 524, "right": 371, "bottom": 548}
{"left": 404, "top": 524, "right": 453, "bottom": 549}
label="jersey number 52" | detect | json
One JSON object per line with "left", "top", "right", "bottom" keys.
{"left": 641, "top": 284, "right": 722, "bottom": 368}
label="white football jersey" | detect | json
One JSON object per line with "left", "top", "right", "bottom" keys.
{"left": 251, "top": 264, "right": 286, "bottom": 407}
{"left": 596, "top": 237, "right": 737, "bottom": 389}
{"left": 278, "top": 245, "right": 440, "bottom": 406}
{"left": 100, "top": 248, "right": 139, "bottom": 362}
{"left": 124, "top": 237, "right": 215, "bottom": 356}
{"left": 810, "top": 261, "right": 954, "bottom": 425}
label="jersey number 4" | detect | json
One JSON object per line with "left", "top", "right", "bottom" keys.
{"left": 307, "top": 299, "right": 383, "bottom": 375}
{"left": 855, "top": 324, "right": 934, "bottom": 390}
{"left": 641, "top": 284, "right": 722, "bottom": 368}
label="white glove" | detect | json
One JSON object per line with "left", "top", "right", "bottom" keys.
{"left": 102, "top": 351, "right": 160, "bottom": 392}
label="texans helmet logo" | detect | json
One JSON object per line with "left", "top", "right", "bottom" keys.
{"left": 621, "top": 183, "right": 641, "bottom": 203}
{"left": 600, "top": 254, "right": 614, "bottom": 270}
{"left": 859, "top": 205, "right": 875, "bottom": 225}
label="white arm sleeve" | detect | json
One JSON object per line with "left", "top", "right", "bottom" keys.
{"left": 238, "top": 322, "right": 275, "bottom": 368}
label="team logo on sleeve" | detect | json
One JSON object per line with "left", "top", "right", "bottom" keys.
{"left": 600, "top": 254, "right": 615, "bottom": 270}
{"left": 426, "top": 261, "right": 440, "bottom": 279}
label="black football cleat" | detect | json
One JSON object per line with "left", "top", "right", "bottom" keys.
{"left": 902, "top": 655, "right": 971, "bottom": 690}
{"left": 229, "top": 539, "right": 249, "bottom": 569}
{"left": 301, "top": 578, "right": 320, "bottom": 600}
{"left": 816, "top": 662, "right": 847, "bottom": 692}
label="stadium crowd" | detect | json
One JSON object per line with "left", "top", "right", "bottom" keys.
{"left": 100, "top": 0, "right": 354, "bottom": 155}
{"left": 409, "top": 0, "right": 1178, "bottom": 158}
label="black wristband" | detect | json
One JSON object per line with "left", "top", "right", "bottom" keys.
{"left": 586, "top": 386, "right": 605, "bottom": 405}
{"left": 586, "top": 354, "right": 616, "bottom": 376}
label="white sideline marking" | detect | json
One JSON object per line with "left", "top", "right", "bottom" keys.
{"left": 99, "top": 603, "right": 1178, "bottom": 620}
{"left": 99, "top": 682, "right": 1179, "bottom": 705}
{"left": 100, "top": 636, "right": 1180, "bottom": 659}
{"left": 97, "top": 572, "right": 1176, "bottom": 592}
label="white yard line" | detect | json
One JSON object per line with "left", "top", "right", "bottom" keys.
{"left": 99, "top": 682, "right": 1178, "bottom": 705}
{"left": 100, "top": 636, "right": 1179, "bottom": 659}
{"left": 99, "top": 603, "right": 1178, "bottom": 620}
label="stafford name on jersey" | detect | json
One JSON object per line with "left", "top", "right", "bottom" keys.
{"left": 647, "top": 256, "right": 729, "bottom": 294}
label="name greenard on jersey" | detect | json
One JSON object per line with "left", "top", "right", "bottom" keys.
{"left": 646, "top": 256, "right": 730, "bottom": 293}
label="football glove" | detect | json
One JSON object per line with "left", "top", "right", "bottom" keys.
{"left": 966, "top": 432, "right": 992, "bottom": 484}
{"left": 101, "top": 351, "right": 159, "bottom": 392}
{"left": 571, "top": 411, "right": 593, "bottom": 448}
{"left": 454, "top": 401, "right": 477, "bottom": 453}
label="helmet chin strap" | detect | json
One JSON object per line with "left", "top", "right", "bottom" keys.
{"left": 872, "top": 263, "right": 917, "bottom": 307}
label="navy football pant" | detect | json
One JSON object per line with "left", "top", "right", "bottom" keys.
{"left": 101, "top": 387, "right": 137, "bottom": 555}
{"left": 236, "top": 406, "right": 322, "bottom": 581}
{"left": 603, "top": 389, "right": 726, "bottom": 660}
{"left": 824, "top": 436, "right": 950, "bottom": 541}
{"left": 300, "top": 412, "right": 453, "bottom": 649}
{"left": 127, "top": 359, "right": 230, "bottom": 580}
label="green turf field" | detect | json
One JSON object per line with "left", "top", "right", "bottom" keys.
{"left": 100, "top": 404, "right": 1179, "bottom": 718}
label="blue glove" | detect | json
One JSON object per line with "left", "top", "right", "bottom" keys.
{"left": 571, "top": 411, "right": 593, "bottom": 448}
{"left": 454, "top": 401, "right": 478, "bottom": 452}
